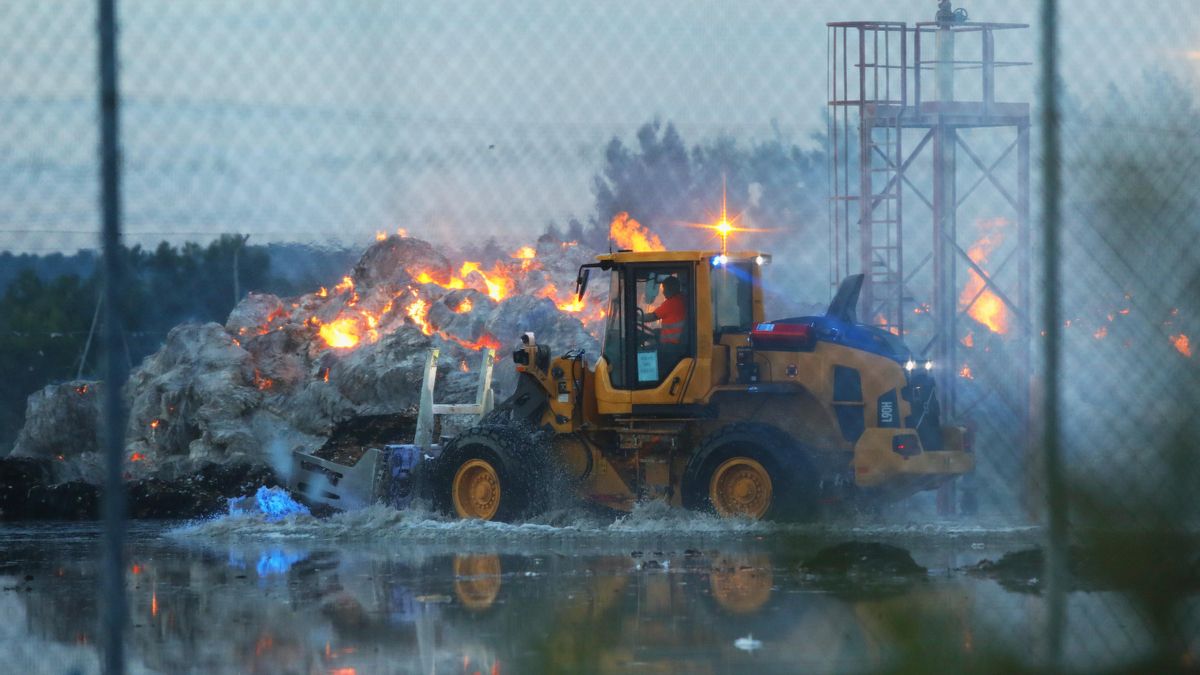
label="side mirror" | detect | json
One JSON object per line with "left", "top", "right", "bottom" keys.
{"left": 575, "top": 267, "right": 590, "bottom": 301}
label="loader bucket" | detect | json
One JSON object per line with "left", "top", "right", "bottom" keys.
{"left": 288, "top": 443, "right": 432, "bottom": 512}
{"left": 289, "top": 447, "right": 386, "bottom": 511}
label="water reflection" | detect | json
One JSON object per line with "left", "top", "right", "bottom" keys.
{"left": 0, "top": 526, "right": 1180, "bottom": 674}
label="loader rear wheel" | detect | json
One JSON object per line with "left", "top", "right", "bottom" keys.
{"left": 434, "top": 425, "right": 548, "bottom": 522}
{"left": 683, "top": 423, "right": 816, "bottom": 521}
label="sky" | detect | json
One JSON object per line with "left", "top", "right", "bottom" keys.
{"left": 0, "top": 0, "right": 1197, "bottom": 254}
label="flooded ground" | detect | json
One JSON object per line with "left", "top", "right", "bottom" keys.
{"left": 0, "top": 506, "right": 1191, "bottom": 674}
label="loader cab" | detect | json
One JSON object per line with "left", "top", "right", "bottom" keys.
{"left": 602, "top": 261, "right": 696, "bottom": 389}
{"left": 586, "top": 250, "right": 766, "bottom": 413}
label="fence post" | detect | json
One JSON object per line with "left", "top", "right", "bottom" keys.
{"left": 97, "top": 0, "right": 129, "bottom": 673}
{"left": 1039, "top": 0, "right": 1067, "bottom": 668}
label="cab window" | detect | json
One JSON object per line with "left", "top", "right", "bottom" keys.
{"left": 602, "top": 269, "right": 627, "bottom": 387}
{"left": 711, "top": 261, "right": 753, "bottom": 334}
{"left": 632, "top": 265, "right": 693, "bottom": 387}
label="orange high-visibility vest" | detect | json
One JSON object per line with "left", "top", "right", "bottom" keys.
{"left": 655, "top": 294, "right": 686, "bottom": 344}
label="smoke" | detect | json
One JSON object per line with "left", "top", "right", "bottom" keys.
{"left": 544, "top": 119, "right": 831, "bottom": 315}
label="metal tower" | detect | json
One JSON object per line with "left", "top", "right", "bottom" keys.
{"left": 827, "top": 10, "right": 1032, "bottom": 514}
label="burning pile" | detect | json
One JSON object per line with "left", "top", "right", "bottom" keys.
{"left": 10, "top": 232, "right": 609, "bottom": 483}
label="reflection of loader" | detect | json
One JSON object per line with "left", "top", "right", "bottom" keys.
{"left": 292, "top": 249, "right": 972, "bottom": 521}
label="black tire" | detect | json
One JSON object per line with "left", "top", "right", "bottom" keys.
{"left": 681, "top": 423, "right": 817, "bottom": 521}
{"left": 431, "top": 424, "right": 550, "bottom": 522}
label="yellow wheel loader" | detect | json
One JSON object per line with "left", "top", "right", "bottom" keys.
{"left": 291, "top": 249, "right": 973, "bottom": 521}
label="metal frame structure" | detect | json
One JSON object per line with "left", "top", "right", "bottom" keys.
{"left": 827, "top": 15, "right": 1031, "bottom": 514}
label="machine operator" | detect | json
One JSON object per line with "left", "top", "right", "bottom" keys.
{"left": 645, "top": 275, "right": 686, "bottom": 345}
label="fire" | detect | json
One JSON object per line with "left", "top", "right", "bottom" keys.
{"left": 151, "top": 591, "right": 158, "bottom": 617}
{"left": 397, "top": 228, "right": 408, "bottom": 238}
{"left": 460, "top": 359, "right": 469, "bottom": 372}
{"left": 959, "top": 218, "right": 1010, "bottom": 335}
{"left": 130, "top": 452, "right": 145, "bottom": 462}
{"left": 456, "top": 298, "right": 473, "bottom": 313}
{"left": 513, "top": 246, "right": 536, "bottom": 260}
{"left": 75, "top": 384, "right": 89, "bottom": 395}
{"left": 375, "top": 231, "right": 387, "bottom": 241}
{"left": 959, "top": 364, "right": 974, "bottom": 379}
{"left": 1171, "top": 334, "right": 1192, "bottom": 357}
{"left": 459, "top": 261, "right": 513, "bottom": 302}
{"left": 321, "top": 367, "right": 330, "bottom": 382}
{"left": 962, "top": 332, "right": 974, "bottom": 348}
{"left": 406, "top": 297, "right": 433, "bottom": 335}
{"left": 149, "top": 419, "right": 160, "bottom": 430}
{"left": 317, "top": 287, "right": 328, "bottom": 298}
{"left": 334, "top": 276, "right": 355, "bottom": 294}
{"left": 609, "top": 212, "right": 664, "bottom": 252}
{"left": 1094, "top": 325, "right": 1108, "bottom": 340}
{"left": 318, "top": 318, "right": 362, "bottom": 349}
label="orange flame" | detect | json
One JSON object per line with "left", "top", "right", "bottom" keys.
{"left": 513, "top": 246, "right": 536, "bottom": 260}
{"left": 959, "top": 218, "right": 1011, "bottom": 335}
{"left": 455, "top": 298, "right": 473, "bottom": 313}
{"left": 959, "top": 364, "right": 974, "bottom": 379}
{"left": 149, "top": 419, "right": 160, "bottom": 430}
{"left": 321, "top": 367, "right": 330, "bottom": 383}
{"left": 406, "top": 297, "right": 433, "bottom": 335}
{"left": 318, "top": 318, "right": 362, "bottom": 349}
{"left": 130, "top": 452, "right": 145, "bottom": 462}
{"left": 75, "top": 384, "right": 89, "bottom": 395}
{"left": 1171, "top": 334, "right": 1192, "bottom": 357}
{"left": 334, "top": 276, "right": 355, "bottom": 294}
{"left": 962, "top": 332, "right": 974, "bottom": 348}
{"left": 375, "top": 231, "right": 387, "bottom": 242}
{"left": 151, "top": 592, "right": 158, "bottom": 617}
{"left": 609, "top": 212, "right": 664, "bottom": 252}
{"left": 1093, "top": 325, "right": 1108, "bottom": 340}
{"left": 460, "top": 261, "right": 513, "bottom": 302}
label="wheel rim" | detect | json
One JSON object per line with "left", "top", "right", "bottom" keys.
{"left": 452, "top": 459, "right": 501, "bottom": 520}
{"left": 453, "top": 554, "right": 502, "bottom": 610}
{"left": 709, "top": 457, "right": 773, "bottom": 519}
{"left": 709, "top": 555, "right": 774, "bottom": 613}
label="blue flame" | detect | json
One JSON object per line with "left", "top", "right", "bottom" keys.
{"left": 256, "top": 550, "right": 307, "bottom": 576}
{"left": 253, "top": 485, "right": 310, "bottom": 520}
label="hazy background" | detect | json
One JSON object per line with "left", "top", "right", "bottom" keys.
{"left": 1, "top": 0, "right": 1197, "bottom": 257}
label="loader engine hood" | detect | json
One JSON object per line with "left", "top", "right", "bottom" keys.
{"left": 770, "top": 274, "right": 914, "bottom": 363}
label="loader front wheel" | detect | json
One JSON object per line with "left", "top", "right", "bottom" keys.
{"left": 453, "top": 459, "right": 503, "bottom": 520}
{"left": 434, "top": 425, "right": 547, "bottom": 522}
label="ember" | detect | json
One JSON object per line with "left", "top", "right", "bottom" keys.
{"left": 959, "top": 364, "right": 974, "bottom": 379}
{"left": 129, "top": 452, "right": 145, "bottom": 462}
{"left": 1171, "top": 334, "right": 1192, "bottom": 358}
{"left": 253, "top": 369, "right": 273, "bottom": 391}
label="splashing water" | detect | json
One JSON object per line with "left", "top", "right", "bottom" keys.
{"left": 227, "top": 486, "right": 310, "bottom": 521}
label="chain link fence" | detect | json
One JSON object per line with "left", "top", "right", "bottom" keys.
{"left": 1, "top": 1, "right": 1197, "bottom": 672}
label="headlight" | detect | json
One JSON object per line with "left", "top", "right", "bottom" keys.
{"left": 711, "top": 255, "right": 728, "bottom": 266}
{"left": 923, "top": 360, "right": 934, "bottom": 371}
{"left": 904, "top": 359, "right": 917, "bottom": 372}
